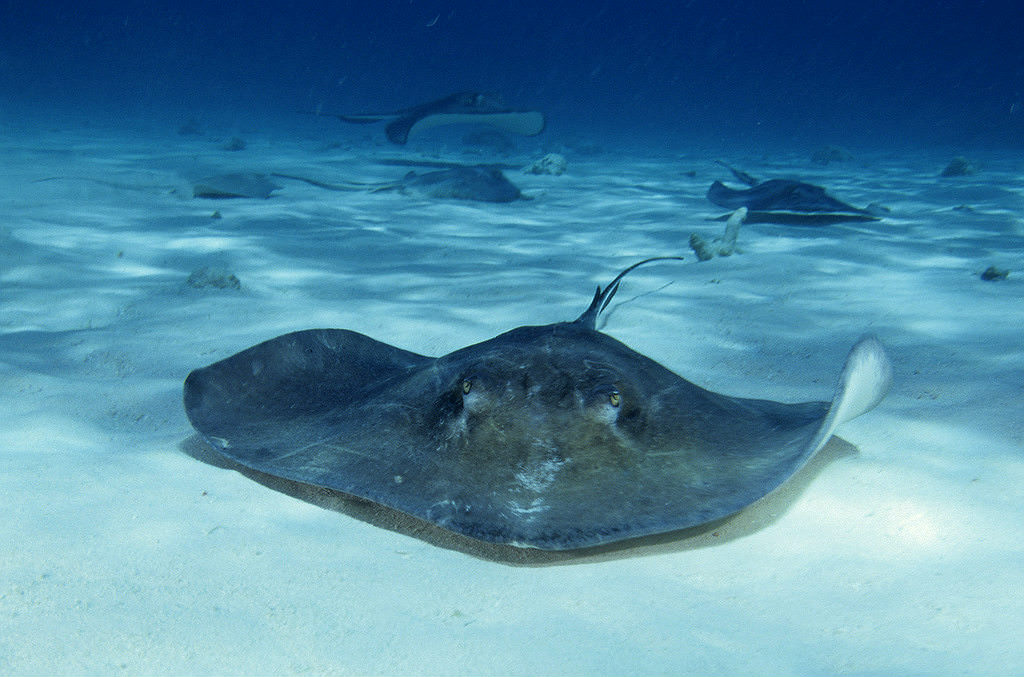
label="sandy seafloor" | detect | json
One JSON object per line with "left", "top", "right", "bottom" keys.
{"left": 1, "top": 119, "right": 1022, "bottom": 676}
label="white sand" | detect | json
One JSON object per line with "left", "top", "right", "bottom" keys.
{"left": 1, "top": 121, "right": 1022, "bottom": 675}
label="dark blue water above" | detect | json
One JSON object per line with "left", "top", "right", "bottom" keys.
{"left": 2, "top": 0, "right": 1022, "bottom": 149}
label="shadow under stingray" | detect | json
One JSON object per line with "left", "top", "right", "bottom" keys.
{"left": 180, "top": 433, "right": 858, "bottom": 567}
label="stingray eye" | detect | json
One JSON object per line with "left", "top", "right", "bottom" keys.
{"left": 461, "top": 379, "right": 473, "bottom": 395}
{"left": 608, "top": 391, "right": 621, "bottom": 407}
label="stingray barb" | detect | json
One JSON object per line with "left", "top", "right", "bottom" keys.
{"left": 574, "top": 256, "right": 686, "bottom": 329}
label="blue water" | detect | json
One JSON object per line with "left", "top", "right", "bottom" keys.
{"left": 4, "top": 3, "right": 1024, "bottom": 674}
{"left": 3, "top": 0, "right": 1021, "bottom": 150}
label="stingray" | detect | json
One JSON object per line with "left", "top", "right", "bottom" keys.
{"left": 314, "top": 92, "right": 546, "bottom": 145}
{"left": 192, "top": 172, "right": 282, "bottom": 199}
{"left": 285, "top": 165, "right": 524, "bottom": 203}
{"left": 183, "top": 258, "right": 892, "bottom": 551}
{"left": 368, "top": 166, "right": 523, "bottom": 202}
{"left": 190, "top": 166, "right": 523, "bottom": 203}
{"left": 41, "top": 165, "right": 523, "bottom": 204}
{"left": 708, "top": 162, "right": 880, "bottom": 225}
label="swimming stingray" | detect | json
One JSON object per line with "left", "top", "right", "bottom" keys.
{"left": 183, "top": 258, "right": 892, "bottom": 550}
{"left": 708, "top": 162, "right": 880, "bottom": 225}
{"left": 315, "top": 92, "right": 546, "bottom": 145}
{"left": 192, "top": 166, "right": 524, "bottom": 203}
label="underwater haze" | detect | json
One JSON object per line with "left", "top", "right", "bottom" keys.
{"left": 2, "top": 1, "right": 1023, "bottom": 676}
{"left": 2, "top": 0, "right": 1023, "bottom": 148}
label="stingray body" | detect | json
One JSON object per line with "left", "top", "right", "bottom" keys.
{"left": 323, "top": 92, "right": 546, "bottom": 144}
{"left": 193, "top": 172, "right": 281, "bottom": 199}
{"left": 375, "top": 166, "right": 523, "bottom": 202}
{"left": 707, "top": 179, "right": 873, "bottom": 215}
{"left": 184, "top": 259, "right": 892, "bottom": 550}
{"left": 708, "top": 163, "right": 879, "bottom": 225}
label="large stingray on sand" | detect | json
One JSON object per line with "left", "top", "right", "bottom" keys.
{"left": 315, "top": 92, "right": 546, "bottom": 145}
{"left": 184, "top": 258, "right": 892, "bottom": 551}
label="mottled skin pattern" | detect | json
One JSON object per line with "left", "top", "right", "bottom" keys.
{"left": 184, "top": 259, "right": 889, "bottom": 549}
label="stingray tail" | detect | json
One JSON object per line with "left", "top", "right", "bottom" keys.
{"left": 299, "top": 110, "right": 397, "bottom": 124}
{"left": 805, "top": 335, "right": 893, "bottom": 455}
{"left": 574, "top": 257, "right": 686, "bottom": 329}
{"left": 269, "top": 172, "right": 371, "bottom": 192}
{"left": 714, "top": 160, "right": 760, "bottom": 186}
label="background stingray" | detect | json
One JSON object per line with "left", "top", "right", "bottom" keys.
{"left": 314, "top": 91, "right": 546, "bottom": 144}
{"left": 190, "top": 166, "right": 524, "bottom": 202}
{"left": 371, "top": 166, "right": 523, "bottom": 202}
{"left": 184, "top": 258, "right": 892, "bottom": 551}
{"left": 192, "top": 172, "right": 282, "bottom": 199}
{"left": 274, "top": 165, "right": 524, "bottom": 202}
{"left": 708, "top": 161, "right": 880, "bottom": 225}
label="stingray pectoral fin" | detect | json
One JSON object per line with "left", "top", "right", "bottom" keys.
{"left": 805, "top": 335, "right": 893, "bottom": 455}
{"left": 183, "top": 329, "right": 432, "bottom": 450}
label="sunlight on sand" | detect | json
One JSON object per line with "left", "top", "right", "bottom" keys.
{"left": 1, "top": 127, "right": 1022, "bottom": 675}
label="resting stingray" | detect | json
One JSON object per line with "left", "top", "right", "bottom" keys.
{"left": 37, "top": 164, "right": 524, "bottom": 204}
{"left": 368, "top": 166, "right": 523, "bottom": 202}
{"left": 708, "top": 162, "right": 880, "bottom": 225}
{"left": 183, "top": 258, "right": 892, "bottom": 551}
{"left": 191, "top": 166, "right": 524, "bottom": 203}
{"left": 192, "top": 172, "right": 282, "bottom": 199}
{"left": 315, "top": 92, "right": 546, "bottom": 145}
